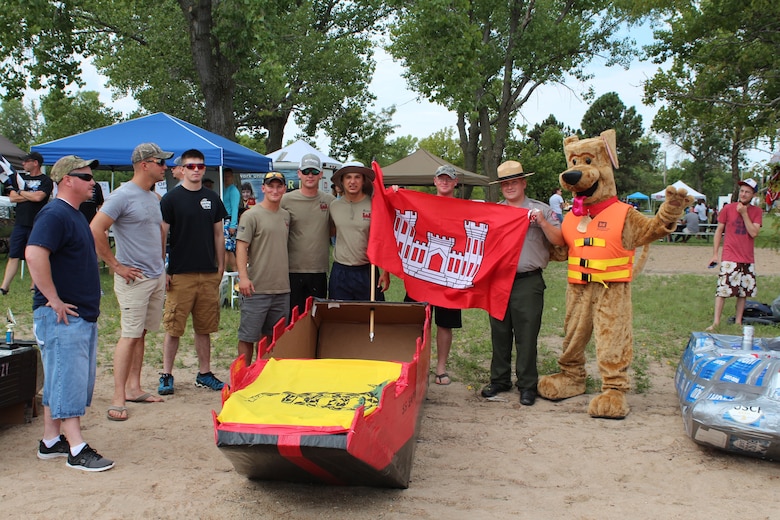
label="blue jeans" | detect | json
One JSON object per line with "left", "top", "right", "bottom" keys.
{"left": 34, "top": 307, "right": 98, "bottom": 420}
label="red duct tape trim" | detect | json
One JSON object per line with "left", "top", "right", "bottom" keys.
{"left": 277, "top": 434, "right": 345, "bottom": 485}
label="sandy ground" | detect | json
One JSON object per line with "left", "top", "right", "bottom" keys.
{"left": 2, "top": 244, "right": 780, "bottom": 519}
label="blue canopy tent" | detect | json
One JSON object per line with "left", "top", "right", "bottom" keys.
{"left": 626, "top": 191, "right": 650, "bottom": 211}
{"left": 32, "top": 112, "right": 272, "bottom": 194}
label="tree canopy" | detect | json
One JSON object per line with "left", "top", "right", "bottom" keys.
{"left": 388, "top": 0, "right": 640, "bottom": 200}
{"left": 0, "top": 0, "right": 389, "bottom": 152}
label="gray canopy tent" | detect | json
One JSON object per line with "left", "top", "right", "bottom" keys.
{"left": 381, "top": 149, "right": 488, "bottom": 187}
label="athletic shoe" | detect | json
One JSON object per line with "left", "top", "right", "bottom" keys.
{"left": 67, "top": 444, "right": 115, "bottom": 472}
{"left": 195, "top": 371, "right": 224, "bottom": 391}
{"left": 158, "top": 373, "right": 174, "bottom": 395}
{"left": 37, "top": 435, "right": 70, "bottom": 460}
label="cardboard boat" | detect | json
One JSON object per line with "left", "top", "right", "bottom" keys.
{"left": 675, "top": 332, "right": 780, "bottom": 461}
{"left": 213, "top": 299, "right": 431, "bottom": 488}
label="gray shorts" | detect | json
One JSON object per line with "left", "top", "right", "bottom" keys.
{"left": 238, "top": 293, "right": 290, "bottom": 343}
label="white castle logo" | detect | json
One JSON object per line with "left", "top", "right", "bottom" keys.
{"left": 393, "top": 209, "right": 488, "bottom": 288}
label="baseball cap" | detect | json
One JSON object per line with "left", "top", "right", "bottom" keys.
{"left": 263, "top": 171, "right": 285, "bottom": 185}
{"left": 738, "top": 178, "right": 758, "bottom": 192}
{"left": 299, "top": 153, "right": 322, "bottom": 172}
{"left": 434, "top": 165, "right": 457, "bottom": 179}
{"left": 131, "top": 143, "right": 174, "bottom": 164}
{"left": 50, "top": 155, "right": 99, "bottom": 183}
{"left": 22, "top": 152, "right": 44, "bottom": 164}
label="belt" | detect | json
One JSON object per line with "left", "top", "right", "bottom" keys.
{"left": 515, "top": 268, "right": 542, "bottom": 279}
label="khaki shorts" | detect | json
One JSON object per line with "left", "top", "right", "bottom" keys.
{"left": 114, "top": 273, "right": 166, "bottom": 338}
{"left": 163, "top": 272, "right": 222, "bottom": 336}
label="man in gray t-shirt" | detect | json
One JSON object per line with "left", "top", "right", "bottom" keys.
{"left": 91, "top": 143, "right": 172, "bottom": 420}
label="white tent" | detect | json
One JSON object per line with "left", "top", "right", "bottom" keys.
{"left": 266, "top": 140, "right": 342, "bottom": 171}
{"left": 651, "top": 180, "right": 706, "bottom": 201}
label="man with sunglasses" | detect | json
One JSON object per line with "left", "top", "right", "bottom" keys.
{"left": 27, "top": 155, "right": 115, "bottom": 471}
{"left": 235, "top": 171, "right": 290, "bottom": 364}
{"left": 280, "top": 153, "right": 334, "bottom": 317}
{"left": 1, "top": 151, "right": 54, "bottom": 295}
{"left": 91, "top": 143, "right": 173, "bottom": 421}
{"left": 158, "top": 148, "right": 228, "bottom": 394}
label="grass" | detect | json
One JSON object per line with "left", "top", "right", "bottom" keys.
{"left": 4, "top": 232, "right": 779, "bottom": 396}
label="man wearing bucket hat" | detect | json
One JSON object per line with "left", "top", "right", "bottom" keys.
{"left": 328, "top": 162, "right": 389, "bottom": 300}
{"left": 26, "top": 155, "right": 115, "bottom": 471}
{"left": 707, "top": 177, "right": 763, "bottom": 331}
{"left": 481, "top": 160, "right": 563, "bottom": 406}
{"left": 281, "top": 153, "right": 334, "bottom": 316}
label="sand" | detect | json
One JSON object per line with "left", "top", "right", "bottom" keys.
{"left": 2, "top": 244, "right": 780, "bottom": 519}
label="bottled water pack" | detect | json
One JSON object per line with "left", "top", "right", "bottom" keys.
{"left": 675, "top": 332, "right": 780, "bottom": 461}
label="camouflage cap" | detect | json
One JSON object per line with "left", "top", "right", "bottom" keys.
{"left": 50, "top": 155, "right": 99, "bottom": 183}
{"left": 131, "top": 142, "right": 174, "bottom": 164}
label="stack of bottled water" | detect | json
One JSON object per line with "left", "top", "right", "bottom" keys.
{"left": 675, "top": 330, "right": 780, "bottom": 461}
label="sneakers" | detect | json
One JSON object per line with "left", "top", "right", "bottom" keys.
{"left": 158, "top": 373, "right": 174, "bottom": 395}
{"left": 195, "top": 371, "right": 224, "bottom": 391}
{"left": 37, "top": 435, "right": 70, "bottom": 460}
{"left": 67, "top": 444, "right": 115, "bottom": 472}
{"left": 480, "top": 382, "right": 512, "bottom": 398}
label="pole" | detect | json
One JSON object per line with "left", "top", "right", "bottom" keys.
{"left": 369, "top": 264, "right": 376, "bottom": 342}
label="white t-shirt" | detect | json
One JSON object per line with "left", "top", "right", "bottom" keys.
{"left": 549, "top": 193, "right": 564, "bottom": 214}
{"left": 695, "top": 202, "right": 708, "bottom": 222}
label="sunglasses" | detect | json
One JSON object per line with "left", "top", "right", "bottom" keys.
{"left": 144, "top": 158, "right": 166, "bottom": 166}
{"left": 68, "top": 173, "right": 94, "bottom": 182}
{"left": 301, "top": 169, "right": 320, "bottom": 176}
{"left": 183, "top": 163, "right": 206, "bottom": 170}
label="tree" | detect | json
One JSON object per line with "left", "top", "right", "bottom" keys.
{"left": 37, "top": 90, "right": 120, "bottom": 144}
{"left": 325, "top": 106, "right": 398, "bottom": 166}
{"left": 580, "top": 92, "right": 660, "bottom": 195}
{"left": 0, "top": 0, "right": 389, "bottom": 148}
{"left": 505, "top": 117, "right": 569, "bottom": 201}
{"left": 388, "top": 0, "right": 639, "bottom": 201}
{"left": 0, "top": 99, "right": 36, "bottom": 150}
{"left": 643, "top": 0, "right": 778, "bottom": 198}
{"left": 419, "top": 128, "right": 464, "bottom": 168}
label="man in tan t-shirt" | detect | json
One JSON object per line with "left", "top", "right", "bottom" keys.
{"left": 235, "top": 171, "right": 291, "bottom": 364}
{"left": 280, "top": 153, "right": 334, "bottom": 316}
{"left": 328, "top": 163, "right": 389, "bottom": 301}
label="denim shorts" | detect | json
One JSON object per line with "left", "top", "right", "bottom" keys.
{"left": 33, "top": 307, "right": 98, "bottom": 420}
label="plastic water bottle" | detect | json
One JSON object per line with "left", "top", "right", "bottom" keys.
{"left": 5, "top": 324, "right": 13, "bottom": 345}
{"left": 742, "top": 325, "right": 754, "bottom": 351}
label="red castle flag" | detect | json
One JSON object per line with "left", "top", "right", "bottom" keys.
{"left": 368, "top": 161, "right": 530, "bottom": 320}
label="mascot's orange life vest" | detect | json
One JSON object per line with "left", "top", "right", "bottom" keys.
{"left": 562, "top": 201, "right": 635, "bottom": 285}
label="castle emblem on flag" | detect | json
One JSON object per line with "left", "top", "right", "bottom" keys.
{"left": 393, "top": 209, "right": 488, "bottom": 288}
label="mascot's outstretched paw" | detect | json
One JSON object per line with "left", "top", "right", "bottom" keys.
{"left": 657, "top": 187, "right": 695, "bottom": 224}
{"left": 587, "top": 389, "right": 629, "bottom": 420}
{"left": 538, "top": 373, "right": 586, "bottom": 401}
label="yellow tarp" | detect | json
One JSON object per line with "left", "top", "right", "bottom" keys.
{"left": 217, "top": 358, "right": 402, "bottom": 429}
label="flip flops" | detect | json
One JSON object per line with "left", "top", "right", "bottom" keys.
{"left": 125, "top": 392, "right": 164, "bottom": 403}
{"left": 106, "top": 406, "right": 128, "bottom": 421}
{"left": 434, "top": 373, "right": 451, "bottom": 386}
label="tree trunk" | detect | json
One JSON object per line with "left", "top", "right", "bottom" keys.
{"left": 457, "top": 111, "right": 482, "bottom": 199}
{"left": 261, "top": 110, "right": 291, "bottom": 154}
{"left": 179, "top": 0, "right": 238, "bottom": 139}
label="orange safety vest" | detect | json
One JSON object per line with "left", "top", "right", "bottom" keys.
{"left": 562, "top": 201, "right": 635, "bottom": 285}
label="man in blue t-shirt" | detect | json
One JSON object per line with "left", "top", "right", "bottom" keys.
{"left": 26, "top": 155, "right": 114, "bottom": 472}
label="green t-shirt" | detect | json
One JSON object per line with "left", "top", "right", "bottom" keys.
{"left": 280, "top": 189, "right": 335, "bottom": 273}
{"left": 329, "top": 196, "right": 372, "bottom": 266}
{"left": 235, "top": 205, "right": 290, "bottom": 293}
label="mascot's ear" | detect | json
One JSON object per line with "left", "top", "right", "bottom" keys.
{"left": 600, "top": 129, "right": 619, "bottom": 170}
{"left": 563, "top": 135, "right": 579, "bottom": 165}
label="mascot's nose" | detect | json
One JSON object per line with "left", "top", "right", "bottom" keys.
{"left": 562, "top": 170, "right": 582, "bottom": 186}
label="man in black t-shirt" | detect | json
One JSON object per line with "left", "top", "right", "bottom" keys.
{"left": 158, "top": 148, "right": 228, "bottom": 395}
{"left": 1, "top": 151, "right": 54, "bottom": 295}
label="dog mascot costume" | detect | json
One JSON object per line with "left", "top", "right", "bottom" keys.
{"left": 537, "top": 129, "right": 693, "bottom": 419}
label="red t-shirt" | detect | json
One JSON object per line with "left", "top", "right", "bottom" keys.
{"left": 718, "top": 202, "right": 762, "bottom": 263}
